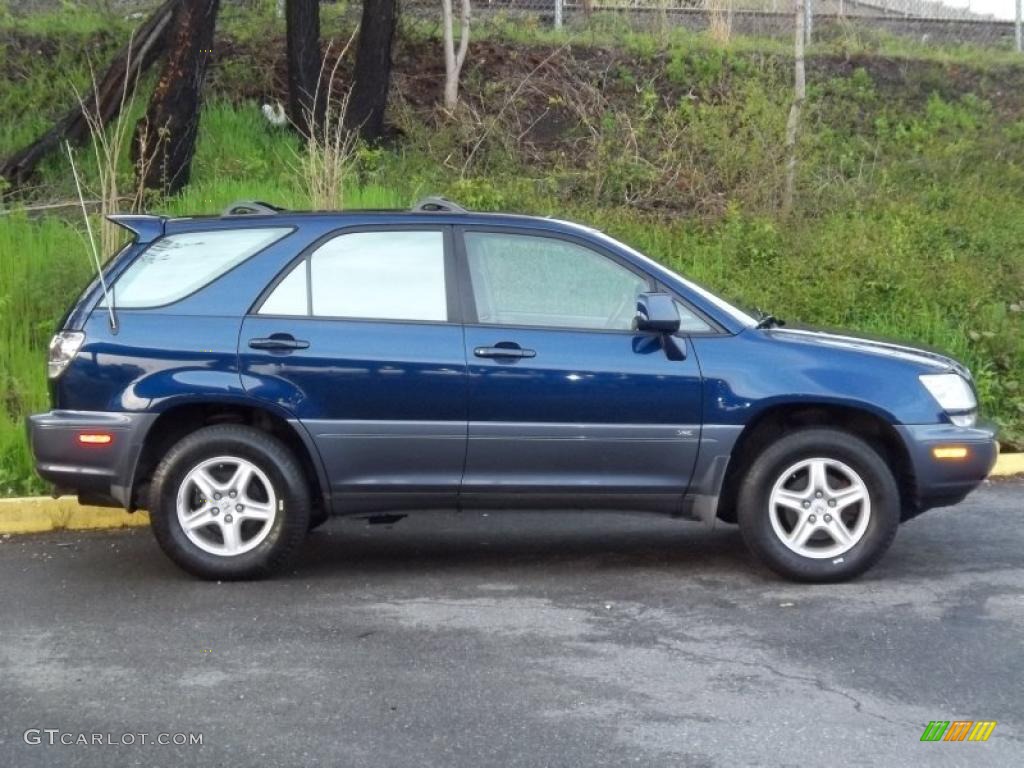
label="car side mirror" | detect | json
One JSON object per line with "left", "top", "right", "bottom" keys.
{"left": 634, "top": 292, "right": 681, "bottom": 334}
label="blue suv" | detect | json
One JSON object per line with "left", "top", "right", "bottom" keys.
{"left": 29, "top": 199, "right": 998, "bottom": 581}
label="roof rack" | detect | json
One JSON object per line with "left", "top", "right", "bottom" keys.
{"left": 411, "top": 196, "right": 467, "bottom": 213}
{"left": 222, "top": 200, "right": 285, "bottom": 217}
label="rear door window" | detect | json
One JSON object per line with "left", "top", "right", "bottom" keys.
{"left": 258, "top": 230, "right": 449, "bottom": 322}
{"left": 108, "top": 228, "right": 291, "bottom": 308}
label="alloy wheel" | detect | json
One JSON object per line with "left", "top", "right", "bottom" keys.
{"left": 768, "top": 457, "right": 871, "bottom": 559}
{"left": 175, "top": 456, "right": 277, "bottom": 556}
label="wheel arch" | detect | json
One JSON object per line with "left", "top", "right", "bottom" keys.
{"left": 715, "top": 403, "right": 916, "bottom": 523}
{"left": 129, "top": 401, "right": 329, "bottom": 517}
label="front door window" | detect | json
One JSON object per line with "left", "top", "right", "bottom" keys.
{"left": 464, "top": 232, "right": 650, "bottom": 331}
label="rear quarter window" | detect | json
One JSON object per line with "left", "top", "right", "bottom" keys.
{"left": 105, "top": 228, "right": 291, "bottom": 308}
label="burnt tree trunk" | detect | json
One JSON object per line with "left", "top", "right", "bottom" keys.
{"left": 134, "top": 0, "right": 220, "bottom": 194}
{"left": 286, "top": 0, "right": 322, "bottom": 133}
{"left": 0, "top": 0, "right": 175, "bottom": 188}
{"left": 344, "top": 0, "right": 397, "bottom": 142}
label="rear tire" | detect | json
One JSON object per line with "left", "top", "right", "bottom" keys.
{"left": 148, "top": 425, "right": 311, "bottom": 580}
{"left": 737, "top": 428, "right": 899, "bottom": 583}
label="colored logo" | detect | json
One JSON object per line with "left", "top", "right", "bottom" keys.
{"left": 920, "top": 720, "right": 997, "bottom": 742}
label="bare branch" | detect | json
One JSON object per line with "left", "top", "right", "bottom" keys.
{"left": 461, "top": 45, "right": 566, "bottom": 176}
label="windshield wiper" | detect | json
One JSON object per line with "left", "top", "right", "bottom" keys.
{"left": 754, "top": 311, "right": 785, "bottom": 329}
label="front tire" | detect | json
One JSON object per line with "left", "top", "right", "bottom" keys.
{"left": 148, "top": 425, "right": 311, "bottom": 580}
{"left": 737, "top": 428, "right": 900, "bottom": 583}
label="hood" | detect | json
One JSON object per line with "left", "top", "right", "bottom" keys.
{"left": 760, "top": 327, "right": 969, "bottom": 378}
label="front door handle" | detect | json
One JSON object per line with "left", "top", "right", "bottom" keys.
{"left": 474, "top": 344, "right": 536, "bottom": 359}
{"left": 248, "top": 335, "right": 310, "bottom": 351}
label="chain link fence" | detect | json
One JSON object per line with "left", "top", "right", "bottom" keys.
{"left": 401, "top": 0, "right": 1024, "bottom": 49}
{"left": 4, "top": 1, "right": 1022, "bottom": 50}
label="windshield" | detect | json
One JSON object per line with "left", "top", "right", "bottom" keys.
{"left": 590, "top": 230, "right": 758, "bottom": 329}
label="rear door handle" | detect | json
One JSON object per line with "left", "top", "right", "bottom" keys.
{"left": 248, "top": 335, "right": 310, "bottom": 351}
{"left": 473, "top": 344, "right": 536, "bottom": 359}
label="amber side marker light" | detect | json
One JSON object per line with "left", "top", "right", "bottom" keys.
{"left": 932, "top": 446, "right": 968, "bottom": 460}
{"left": 77, "top": 433, "right": 113, "bottom": 446}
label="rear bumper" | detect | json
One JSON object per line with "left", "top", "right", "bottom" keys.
{"left": 27, "top": 411, "right": 156, "bottom": 508}
{"left": 896, "top": 421, "right": 999, "bottom": 516}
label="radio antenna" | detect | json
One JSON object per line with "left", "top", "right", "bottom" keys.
{"left": 65, "top": 140, "right": 116, "bottom": 331}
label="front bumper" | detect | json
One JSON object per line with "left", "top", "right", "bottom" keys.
{"left": 896, "top": 421, "right": 999, "bottom": 516}
{"left": 27, "top": 410, "right": 156, "bottom": 508}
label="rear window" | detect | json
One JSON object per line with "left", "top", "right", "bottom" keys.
{"left": 105, "top": 228, "right": 291, "bottom": 308}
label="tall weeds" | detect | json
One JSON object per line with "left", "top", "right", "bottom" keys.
{"left": 72, "top": 34, "right": 153, "bottom": 256}
{"left": 293, "top": 35, "right": 359, "bottom": 210}
{"left": 706, "top": 0, "right": 733, "bottom": 45}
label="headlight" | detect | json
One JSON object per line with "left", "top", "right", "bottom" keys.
{"left": 919, "top": 373, "right": 977, "bottom": 414}
{"left": 47, "top": 331, "right": 85, "bottom": 379}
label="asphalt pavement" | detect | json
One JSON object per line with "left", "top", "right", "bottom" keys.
{"left": 1, "top": 480, "right": 1022, "bottom": 767}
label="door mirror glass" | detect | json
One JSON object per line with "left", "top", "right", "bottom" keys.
{"left": 635, "top": 292, "right": 681, "bottom": 333}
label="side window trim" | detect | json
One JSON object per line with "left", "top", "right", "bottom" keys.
{"left": 455, "top": 225, "right": 656, "bottom": 333}
{"left": 250, "top": 224, "right": 461, "bottom": 324}
{"left": 304, "top": 256, "right": 313, "bottom": 316}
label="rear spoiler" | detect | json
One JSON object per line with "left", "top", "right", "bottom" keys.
{"left": 106, "top": 214, "right": 165, "bottom": 244}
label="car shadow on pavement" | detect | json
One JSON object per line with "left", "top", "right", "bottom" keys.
{"left": 285, "top": 511, "right": 755, "bottom": 581}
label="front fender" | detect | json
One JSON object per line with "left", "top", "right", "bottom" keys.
{"left": 692, "top": 331, "right": 947, "bottom": 427}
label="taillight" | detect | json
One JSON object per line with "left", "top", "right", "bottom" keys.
{"left": 47, "top": 331, "right": 85, "bottom": 379}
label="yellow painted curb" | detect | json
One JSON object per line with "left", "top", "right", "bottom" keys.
{"left": 992, "top": 452, "right": 1024, "bottom": 477}
{"left": 0, "top": 496, "right": 149, "bottom": 535}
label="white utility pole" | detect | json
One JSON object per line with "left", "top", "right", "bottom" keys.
{"left": 783, "top": 0, "right": 806, "bottom": 216}
{"left": 1017, "top": 0, "right": 1022, "bottom": 53}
